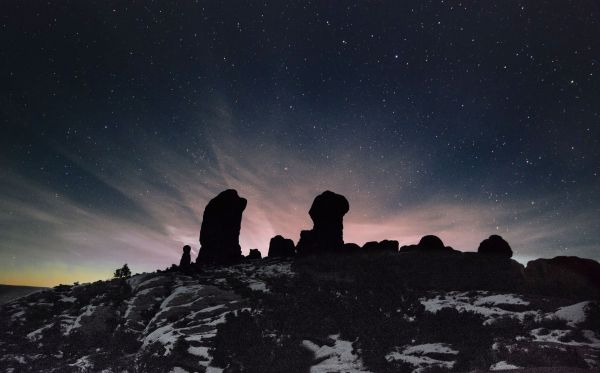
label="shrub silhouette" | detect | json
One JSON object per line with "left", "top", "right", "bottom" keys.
{"left": 113, "top": 264, "right": 131, "bottom": 279}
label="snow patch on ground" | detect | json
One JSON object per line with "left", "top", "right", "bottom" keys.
{"left": 187, "top": 345, "right": 209, "bottom": 358}
{"left": 198, "top": 304, "right": 226, "bottom": 313}
{"left": 302, "top": 334, "right": 370, "bottom": 373}
{"left": 530, "top": 328, "right": 600, "bottom": 347}
{"left": 248, "top": 281, "right": 268, "bottom": 292}
{"left": 474, "top": 294, "right": 529, "bottom": 306}
{"left": 554, "top": 301, "right": 590, "bottom": 327}
{"left": 490, "top": 361, "right": 521, "bottom": 370}
{"left": 126, "top": 273, "right": 152, "bottom": 291}
{"left": 26, "top": 323, "right": 54, "bottom": 341}
{"left": 142, "top": 324, "right": 179, "bottom": 355}
{"left": 402, "top": 343, "right": 459, "bottom": 355}
{"left": 420, "top": 291, "right": 539, "bottom": 324}
{"left": 10, "top": 310, "right": 25, "bottom": 321}
{"left": 64, "top": 304, "right": 96, "bottom": 335}
{"left": 168, "top": 368, "right": 189, "bottom": 373}
{"left": 385, "top": 343, "right": 458, "bottom": 372}
{"left": 69, "top": 355, "right": 92, "bottom": 370}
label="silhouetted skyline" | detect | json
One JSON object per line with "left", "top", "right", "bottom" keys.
{"left": 1, "top": 1, "right": 599, "bottom": 286}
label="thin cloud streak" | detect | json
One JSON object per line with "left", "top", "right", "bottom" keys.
{"left": 1, "top": 108, "right": 598, "bottom": 286}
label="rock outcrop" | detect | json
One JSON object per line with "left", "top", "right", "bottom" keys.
{"left": 361, "top": 240, "right": 399, "bottom": 252}
{"left": 399, "top": 235, "right": 456, "bottom": 253}
{"left": 267, "top": 235, "right": 295, "bottom": 257}
{"left": 343, "top": 242, "right": 361, "bottom": 253}
{"left": 179, "top": 245, "right": 191, "bottom": 268}
{"left": 296, "top": 191, "right": 350, "bottom": 255}
{"left": 478, "top": 235, "right": 513, "bottom": 258}
{"left": 247, "top": 249, "right": 262, "bottom": 260}
{"left": 525, "top": 256, "right": 600, "bottom": 299}
{"left": 196, "top": 189, "right": 247, "bottom": 265}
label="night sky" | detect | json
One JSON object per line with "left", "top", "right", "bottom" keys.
{"left": 2, "top": 1, "right": 599, "bottom": 286}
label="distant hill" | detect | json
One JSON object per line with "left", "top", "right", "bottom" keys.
{"left": 0, "top": 285, "right": 48, "bottom": 305}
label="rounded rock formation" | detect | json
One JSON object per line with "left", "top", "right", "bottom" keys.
{"left": 399, "top": 235, "right": 456, "bottom": 253}
{"left": 362, "top": 240, "right": 399, "bottom": 252}
{"left": 196, "top": 189, "right": 247, "bottom": 265}
{"left": 247, "top": 249, "right": 262, "bottom": 260}
{"left": 525, "top": 256, "right": 600, "bottom": 298}
{"left": 267, "top": 235, "right": 295, "bottom": 257}
{"left": 343, "top": 242, "right": 361, "bottom": 252}
{"left": 478, "top": 235, "right": 513, "bottom": 258}
{"left": 296, "top": 191, "right": 350, "bottom": 255}
{"left": 179, "top": 245, "right": 192, "bottom": 268}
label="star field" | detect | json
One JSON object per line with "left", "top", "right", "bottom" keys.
{"left": 1, "top": 1, "right": 599, "bottom": 285}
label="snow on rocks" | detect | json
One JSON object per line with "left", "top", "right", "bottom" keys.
{"left": 169, "top": 367, "right": 190, "bottom": 373}
{"left": 420, "top": 291, "right": 538, "bottom": 324}
{"left": 554, "top": 301, "right": 591, "bottom": 327}
{"left": 26, "top": 323, "right": 54, "bottom": 341}
{"left": 385, "top": 343, "right": 458, "bottom": 372}
{"left": 302, "top": 334, "right": 371, "bottom": 373}
{"left": 135, "top": 274, "right": 249, "bottom": 371}
{"left": 212, "top": 259, "right": 295, "bottom": 293}
{"left": 473, "top": 294, "right": 530, "bottom": 306}
{"left": 63, "top": 304, "right": 96, "bottom": 335}
{"left": 489, "top": 361, "right": 521, "bottom": 370}
{"left": 69, "top": 355, "right": 93, "bottom": 370}
{"left": 530, "top": 328, "right": 600, "bottom": 348}
{"left": 1, "top": 260, "right": 287, "bottom": 373}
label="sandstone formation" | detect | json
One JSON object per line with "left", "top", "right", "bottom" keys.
{"left": 343, "top": 242, "right": 361, "bottom": 252}
{"left": 179, "top": 245, "right": 191, "bottom": 268}
{"left": 267, "top": 235, "right": 295, "bottom": 257}
{"left": 399, "top": 235, "right": 456, "bottom": 253}
{"left": 196, "top": 189, "right": 247, "bottom": 265}
{"left": 478, "top": 235, "right": 513, "bottom": 258}
{"left": 296, "top": 191, "right": 350, "bottom": 255}
{"left": 361, "top": 240, "right": 399, "bottom": 252}
{"left": 525, "top": 256, "right": 600, "bottom": 298}
{"left": 247, "top": 249, "right": 262, "bottom": 260}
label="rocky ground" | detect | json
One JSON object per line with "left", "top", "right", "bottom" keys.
{"left": 1, "top": 256, "right": 599, "bottom": 373}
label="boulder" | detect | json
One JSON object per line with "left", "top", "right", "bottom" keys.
{"left": 179, "top": 245, "right": 191, "bottom": 268}
{"left": 478, "top": 235, "right": 513, "bottom": 258}
{"left": 362, "top": 240, "right": 399, "bottom": 252}
{"left": 296, "top": 191, "right": 350, "bottom": 255}
{"left": 525, "top": 256, "right": 600, "bottom": 299}
{"left": 343, "top": 242, "right": 361, "bottom": 253}
{"left": 267, "top": 235, "right": 295, "bottom": 257}
{"left": 196, "top": 189, "right": 247, "bottom": 265}
{"left": 247, "top": 249, "right": 262, "bottom": 260}
{"left": 399, "top": 235, "right": 456, "bottom": 253}
{"left": 399, "top": 244, "right": 419, "bottom": 253}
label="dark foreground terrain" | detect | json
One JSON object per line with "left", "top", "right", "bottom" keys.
{"left": 1, "top": 253, "right": 599, "bottom": 372}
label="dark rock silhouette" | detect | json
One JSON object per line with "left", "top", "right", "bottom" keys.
{"left": 362, "top": 240, "right": 399, "bottom": 252}
{"left": 179, "top": 245, "right": 191, "bottom": 268}
{"left": 399, "top": 244, "right": 419, "bottom": 252}
{"left": 267, "top": 235, "right": 295, "bottom": 257}
{"left": 343, "top": 242, "right": 361, "bottom": 252}
{"left": 196, "top": 189, "right": 247, "bottom": 265}
{"left": 478, "top": 235, "right": 513, "bottom": 258}
{"left": 525, "top": 256, "right": 600, "bottom": 298}
{"left": 399, "top": 235, "right": 456, "bottom": 253}
{"left": 418, "top": 235, "right": 446, "bottom": 251}
{"left": 247, "top": 249, "right": 262, "bottom": 260}
{"left": 296, "top": 191, "right": 350, "bottom": 255}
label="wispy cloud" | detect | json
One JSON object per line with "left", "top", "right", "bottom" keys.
{"left": 1, "top": 104, "right": 598, "bottom": 286}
